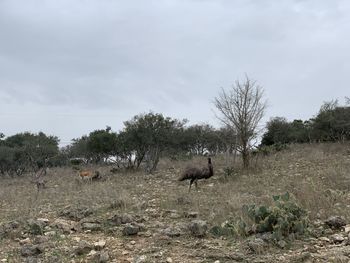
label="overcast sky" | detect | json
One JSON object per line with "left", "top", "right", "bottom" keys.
{"left": 0, "top": 0, "right": 349, "bottom": 146}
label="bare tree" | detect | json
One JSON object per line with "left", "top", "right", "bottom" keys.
{"left": 214, "top": 76, "right": 267, "bottom": 168}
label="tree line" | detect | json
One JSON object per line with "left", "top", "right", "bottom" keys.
{"left": 261, "top": 99, "right": 350, "bottom": 146}
{"left": 0, "top": 114, "right": 237, "bottom": 176}
{"left": 1, "top": 76, "right": 349, "bottom": 176}
{"left": 67, "top": 114, "right": 236, "bottom": 173}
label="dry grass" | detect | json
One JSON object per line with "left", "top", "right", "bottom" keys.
{"left": 158, "top": 142, "right": 350, "bottom": 225}
{"left": 1, "top": 142, "right": 350, "bottom": 227}
{"left": 0, "top": 166, "right": 133, "bottom": 222}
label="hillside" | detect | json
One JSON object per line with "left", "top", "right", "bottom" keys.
{"left": 1, "top": 143, "right": 350, "bottom": 262}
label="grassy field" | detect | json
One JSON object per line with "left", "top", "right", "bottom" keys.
{"left": 1, "top": 143, "right": 350, "bottom": 262}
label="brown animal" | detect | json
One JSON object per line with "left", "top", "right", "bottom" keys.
{"left": 34, "top": 168, "right": 47, "bottom": 191}
{"left": 179, "top": 157, "right": 214, "bottom": 192}
{"left": 36, "top": 177, "right": 46, "bottom": 190}
{"left": 78, "top": 170, "right": 100, "bottom": 182}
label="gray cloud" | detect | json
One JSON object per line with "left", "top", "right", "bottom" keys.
{"left": 0, "top": 0, "right": 349, "bottom": 145}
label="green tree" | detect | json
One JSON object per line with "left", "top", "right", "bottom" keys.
{"left": 311, "top": 100, "right": 350, "bottom": 142}
{"left": 261, "top": 117, "right": 291, "bottom": 146}
{"left": 0, "top": 132, "right": 59, "bottom": 176}
{"left": 69, "top": 136, "right": 90, "bottom": 160}
{"left": 289, "top": 120, "right": 309, "bottom": 143}
{"left": 185, "top": 124, "right": 217, "bottom": 155}
{"left": 215, "top": 126, "right": 238, "bottom": 154}
{"left": 121, "top": 112, "right": 186, "bottom": 173}
{"left": 87, "top": 126, "right": 118, "bottom": 163}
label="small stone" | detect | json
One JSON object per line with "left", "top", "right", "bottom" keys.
{"left": 259, "top": 232, "right": 273, "bottom": 242}
{"left": 169, "top": 213, "right": 181, "bottom": 219}
{"left": 135, "top": 255, "right": 147, "bottom": 263}
{"left": 99, "top": 251, "right": 109, "bottom": 263}
{"left": 44, "top": 226, "right": 52, "bottom": 231}
{"left": 142, "top": 231, "right": 152, "bottom": 237}
{"left": 331, "top": 233, "right": 344, "bottom": 243}
{"left": 188, "top": 220, "right": 207, "bottom": 237}
{"left": 94, "top": 240, "right": 106, "bottom": 250}
{"left": 19, "top": 238, "right": 31, "bottom": 245}
{"left": 187, "top": 212, "right": 199, "bottom": 218}
{"left": 59, "top": 206, "right": 93, "bottom": 221}
{"left": 44, "top": 231, "right": 57, "bottom": 236}
{"left": 74, "top": 240, "right": 93, "bottom": 255}
{"left": 324, "top": 228, "right": 333, "bottom": 235}
{"left": 162, "top": 227, "right": 182, "bottom": 237}
{"left": 344, "top": 225, "right": 350, "bottom": 233}
{"left": 247, "top": 238, "right": 266, "bottom": 254}
{"left": 122, "top": 224, "right": 141, "bottom": 236}
{"left": 130, "top": 240, "right": 136, "bottom": 245}
{"left": 36, "top": 218, "right": 49, "bottom": 225}
{"left": 319, "top": 237, "right": 330, "bottom": 242}
{"left": 122, "top": 250, "right": 129, "bottom": 255}
{"left": 33, "top": 235, "right": 50, "bottom": 244}
{"left": 81, "top": 222, "right": 102, "bottom": 231}
{"left": 214, "top": 261, "right": 220, "bottom": 263}
{"left": 87, "top": 250, "right": 98, "bottom": 256}
{"left": 20, "top": 244, "right": 44, "bottom": 257}
{"left": 277, "top": 240, "right": 287, "bottom": 249}
{"left": 325, "top": 216, "right": 346, "bottom": 229}
{"left": 52, "top": 219, "right": 76, "bottom": 233}
{"left": 125, "top": 244, "right": 134, "bottom": 250}
{"left": 108, "top": 214, "right": 133, "bottom": 226}
{"left": 166, "top": 257, "right": 173, "bottom": 263}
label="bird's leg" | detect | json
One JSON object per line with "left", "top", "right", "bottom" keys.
{"left": 194, "top": 180, "right": 198, "bottom": 190}
{"left": 189, "top": 178, "right": 195, "bottom": 192}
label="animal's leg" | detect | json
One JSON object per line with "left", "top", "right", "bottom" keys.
{"left": 194, "top": 180, "right": 198, "bottom": 190}
{"left": 189, "top": 178, "right": 195, "bottom": 192}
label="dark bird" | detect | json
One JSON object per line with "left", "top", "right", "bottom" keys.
{"left": 179, "top": 157, "right": 214, "bottom": 192}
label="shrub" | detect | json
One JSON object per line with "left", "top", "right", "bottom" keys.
{"left": 216, "top": 193, "right": 309, "bottom": 241}
{"left": 223, "top": 166, "right": 235, "bottom": 178}
{"left": 242, "top": 192, "right": 308, "bottom": 240}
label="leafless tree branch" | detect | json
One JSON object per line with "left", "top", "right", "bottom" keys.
{"left": 214, "top": 76, "right": 267, "bottom": 168}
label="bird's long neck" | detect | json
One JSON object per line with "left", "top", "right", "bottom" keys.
{"left": 208, "top": 161, "right": 213, "bottom": 176}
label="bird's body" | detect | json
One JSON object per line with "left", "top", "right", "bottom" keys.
{"left": 179, "top": 158, "right": 214, "bottom": 191}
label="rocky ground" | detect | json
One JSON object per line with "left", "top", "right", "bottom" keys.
{"left": 1, "top": 144, "right": 350, "bottom": 262}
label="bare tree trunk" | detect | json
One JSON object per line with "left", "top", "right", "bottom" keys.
{"left": 233, "top": 136, "right": 238, "bottom": 166}
{"left": 225, "top": 148, "right": 230, "bottom": 167}
{"left": 242, "top": 150, "right": 250, "bottom": 169}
